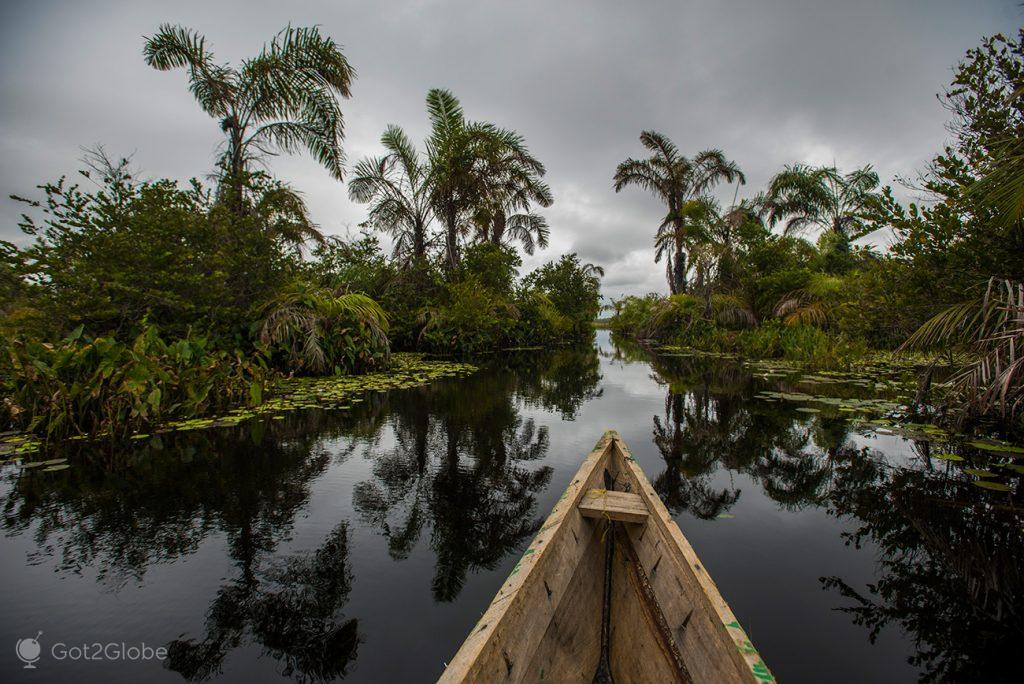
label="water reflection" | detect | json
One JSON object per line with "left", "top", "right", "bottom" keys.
{"left": 166, "top": 522, "right": 359, "bottom": 681}
{"left": 821, "top": 450, "right": 1023, "bottom": 680}
{"left": 2, "top": 417, "right": 366, "bottom": 680}
{"left": 353, "top": 360, "right": 563, "bottom": 601}
{"left": 0, "top": 334, "right": 1020, "bottom": 682}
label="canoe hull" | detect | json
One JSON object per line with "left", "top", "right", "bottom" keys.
{"left": 438, "top": 431, "right": 773, "bottom": 684}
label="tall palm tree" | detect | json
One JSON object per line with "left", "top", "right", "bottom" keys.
{"left": 424, "top": 89, "right": 550, "bottom": 270}
{"left": 760, "top": 164, "right": 881, "bottom": 247}
{"left": 615, "top": 132, "right": 744, "bottom": 294}
{"left": 144, "top": 24, "right": 354, "bottom": 213}
{"left": 424, "top": 89, "right": 482, "bottom": 271}
{"left": 348, "top": 125, "right": 434, "bottom": 264}
{"left": 472, "top": 132, "right": 553, "bottom": 255}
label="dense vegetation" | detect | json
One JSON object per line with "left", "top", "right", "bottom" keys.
{"left": 610, "top": 29, "right": 1024, "bottom": 432}
{"left": 1, "top": 23, "right": 1022, "bottom": 438}
{"left": 0, "top": 25, "right": 601, "bottom": 440}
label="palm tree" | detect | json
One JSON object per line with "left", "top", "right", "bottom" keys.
{"left": 760, "top": 164, "right": 881, "bottom": 247}
{"left": 614, "top": 132, "right": 744, "bottom": 294}
{"left": 971, "top": 136, "right": 1024, "bottom": 224}
{"left": 144, "top": 24, "right": 354, "bottom": 213}
{"left": 652, "top": 197, "right": 720, "bottom": 294}
{"left": 472, "top": 132, "right": 553, "bottom": 255}
{"left": 480, "top": 212, "right": 550, "bottom": 255}
{"left": 424, "top": 89, "right": 550, "bottom": 270}
{"left": 348, "top": 125, "right": 434, "bottom": 265}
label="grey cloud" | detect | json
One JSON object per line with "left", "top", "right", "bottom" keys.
{"left": 1, "top": 0, "right": 1019, "bottom": 301}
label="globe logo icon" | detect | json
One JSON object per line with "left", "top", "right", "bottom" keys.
{"left": 16, "top": 631, "right": 43, "bottom": 669}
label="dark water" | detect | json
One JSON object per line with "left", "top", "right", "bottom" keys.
{"left": 1, "top": 330, "right": 1020, "bottom": 682}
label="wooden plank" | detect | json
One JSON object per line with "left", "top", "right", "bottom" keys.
{"left": 579, "top": 489, "right": 649, "bottom": 524}
{"left": 610, "top": 435, "right": 775, "bottom": 684}
{"left": 437, "top": 431, "right": 618, "bottom": 683}
{"left": 523, "top": 523, "right": 606, "bottom": 682}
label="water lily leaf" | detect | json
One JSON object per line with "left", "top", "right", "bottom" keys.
{"left": 971, "top": 480, "right": 1011, "bottom": 491}
{"left": 963, "top": 468, "right": 996, "bottom": 478}
{"left": 42, "top": 464, "right": 70, "bottom": 472}
{"left": 933, "top": 453, "right": 964, "bottom": 461}
{"left": 969, "top": 441, "right": 1024, "bottom": 454}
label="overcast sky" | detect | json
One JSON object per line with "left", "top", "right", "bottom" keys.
{"left": 1, "top": 1, "right": 1020, "bottom": 300}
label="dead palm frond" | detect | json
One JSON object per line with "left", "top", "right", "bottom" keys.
{"left": 900, "top": 278, "right": 1024, "bottom": 422}
{"left": 711, "top": 293, "right": 756, "bottom": 328}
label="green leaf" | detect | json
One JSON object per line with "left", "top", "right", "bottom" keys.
{"left": 933, "top": 453, "right": 964, "bottom": 461}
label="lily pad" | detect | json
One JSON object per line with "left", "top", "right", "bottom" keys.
{"left": 971, "top": 480, "right": 1011, "bottom": 492}
{"left": 964, "top": 468, "right": 996, "bottom": 478}
{"left": 42, "top": 464, "right": 70, "bottom": 472}
{"left": 933, "top": 453, "right": 964, "bottom": 461}
{"left": 969, "top": 441, "right": 1024, "bottom": 454}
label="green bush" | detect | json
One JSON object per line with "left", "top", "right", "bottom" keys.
{"left": 258, "top": 282, "right": 390, "bottom": 375}
{"left": 524, "top": 254, "right": 602, "bottom": 339}
{"left": 418, "top": 276, "right": 515, "bottom": 354}
{"left": 1, "top": 324, "right": 268, "bottom": 440}
{"left": 11, "top": 162, "right": 298, "bottom": 341}
{"left": 514, "top": 289, "right": 571, "bottom": 346}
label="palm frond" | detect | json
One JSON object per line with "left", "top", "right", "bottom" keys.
{"left": 143, "top": 24, "right": 235, "bottom": 117}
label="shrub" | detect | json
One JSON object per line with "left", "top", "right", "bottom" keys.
{"left": 1, "top": 324, "right": 267, "bottom": 440}
{"left": 11, "top": 160, "right": 297, "bottom": 341}
{"left": 524, "top": 254, "right": 602, "bottom": 339}
{"left": 418, "top": 276, "right": 516, "bottom": 354}
{"left": 258, "top": 282, "right": 390, "bottom": 375}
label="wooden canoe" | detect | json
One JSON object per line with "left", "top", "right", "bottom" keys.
{"left": 439, "top": 430, "right": 774, "bottom": 683}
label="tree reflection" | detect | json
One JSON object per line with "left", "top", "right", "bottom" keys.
{"left": 821, "top": 451, "right": 1023, "bottom": 681}
{"left": 166, "top": 522, "right": 359, "bottom": 682}
{"left": 639, "top": 342, "right": 1024, "bottom": 679}
{"left": 1, "top": 411, "right": 368, "bottom": 680}
{"left": 514, "top": 345, "right": 603, "bottom": 419}
{"left": 353, "top": 364, "right": 555, "bottom": 601}
{"left": 646, "top": 354, "right": 751, "bottom": 519}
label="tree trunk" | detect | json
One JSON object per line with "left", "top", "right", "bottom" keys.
{"left": 491, "top": 210, "right": 506, "bottom": 246}
{"left": 665, "top": 253, "right": 677, "bottom": 294}
{"left": 413, "top": 219, "right": 427, "bottom": 260}
{"left": 674, "top": 244, "right": 687, "bottom": 294}
{"left": 445, "top": 209, "right": 460, "bottom": 271}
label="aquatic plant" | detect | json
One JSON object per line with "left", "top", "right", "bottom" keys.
{"left": 1, "top": 324, "right": 267, "bottom": 440}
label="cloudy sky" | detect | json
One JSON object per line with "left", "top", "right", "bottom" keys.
{"left": 1, "top": 1, "right": 1019, "bottom": 300}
